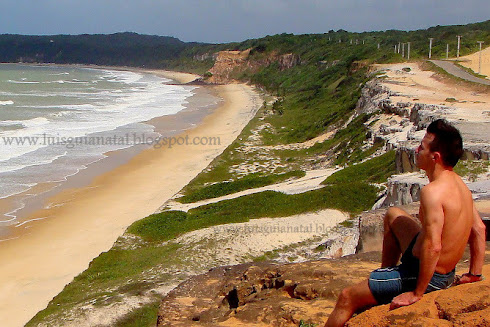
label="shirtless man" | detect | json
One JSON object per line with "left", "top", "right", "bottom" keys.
{"left": 326, "top": 119, "right": 487, "bottom": 327}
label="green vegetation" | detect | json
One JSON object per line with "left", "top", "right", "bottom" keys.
{"left": 114, "top": 301, "right": 160, "bottom": 327}
{"left": 26, "top": 243, "right": 182, "bottom": 326}
{"left": 423, "top": 60, "right": 490, "bottom": 91}
{"left": 323, "top": 151, "right": 396, "bottom": 185}
{"left": 178, "top": 170, "right": 305, "bottom": 203}
{"left": 130, "top": 182, "right": 379, "bottom": 243}
{"left": 454, "top": 62, "right": 488, "bottom": 79}
{"left": 0, "top": 33, "right": 189, "bottom": 67}
{"left": 299, "top": 320, "right": 318, "bottom": 327}
{"left": 340, "top": 219, "right": 356, "bottom": 228}
{"left": 253, "top": 251, "right": 280, "bottom": 262}
{"left": 454, "top": 160, "right": 489, "bottom": 182}
{"left": 306, "top": 114, "right": 383, "bottom": 166}
{"left": 1, "top": 21, "right": 488, "bottom": 69}
{"left": 28, "top": 173, "right": 382, "bottom": 325}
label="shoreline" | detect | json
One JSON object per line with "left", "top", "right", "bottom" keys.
{"left": 0, "top": 66, "right": 262, "bottom": 326}
{"left": 0, "top": 69, "right": 216, "bottom": 238}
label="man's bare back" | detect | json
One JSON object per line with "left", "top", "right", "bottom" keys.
{"left": 413, "top": 169, "right": 475, "bottom": 274}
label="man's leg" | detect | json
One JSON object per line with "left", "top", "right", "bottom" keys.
{"left": 325, "top": 279, "right": 377, "bottom": 327}
{"left": 326, "top": 208, "right": 421, "bottom": 327}
{"left": 381, "top": 207, "right": 421, "bottom": 267}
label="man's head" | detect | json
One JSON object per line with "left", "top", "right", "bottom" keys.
{"left": 416, "top": 119, "right": 463, "bottom": 169}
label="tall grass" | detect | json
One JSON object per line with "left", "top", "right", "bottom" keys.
{"left": 177, "top": 170, "right": 305, "bottom": 203}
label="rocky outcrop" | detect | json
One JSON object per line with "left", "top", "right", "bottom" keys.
{"left": 277, "top": 53, "right": 301, "bottom": 70}
{"left": 380, "top": 174, "right": 427, "bottom": 207}
{"left": 207, "top": 49, "right": 252, "bottom": 84}
{"left": 395, "top": 145, "right": 418, "bottom": 173}
{"left": 358, "top": 80, "right": 449, "bottom": 130}
{"left": 193, "top": 52, "right": 219, "bottom": 62}
{"left": 156, "top": 203, "right": 490, "bottom": 327}
{"left": 464, "top": 146, "right": 490, "bottom": 161}
{"left": 357, "top": 204, "right": 419, "bottom": 253}
{"left": 206, "top": 49, "right": 300, "bottom": 84}
{"left": 357, "top": 79, "right": 490, "bottom": 175}
{"left": 156, "top": 254, "right": 381, "bottom": 327}
{"left": 346, "top": 280, "right": 490, "bottom": 327}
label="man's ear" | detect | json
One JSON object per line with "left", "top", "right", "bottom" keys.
{"left": 432, "top": 152, "right": 442, "bottom": 163}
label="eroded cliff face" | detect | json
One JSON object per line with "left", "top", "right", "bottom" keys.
{"left": 356, "top": 76, "right": 490, "bottom": 208}
{"left": 207, "top": 49, "right": 252, "bottom": 84}
{"left": 206, "top": 49, "right": 300, "bottom": 84}
{"left": 358, "top": 79, "right": 490, "bottom": 172}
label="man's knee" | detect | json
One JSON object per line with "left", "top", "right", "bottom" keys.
{"left": 337, "top": 286, "right": 354, "bottom": 309}
{"left": 384, "top": 207, "right": 410, "bottom": 228}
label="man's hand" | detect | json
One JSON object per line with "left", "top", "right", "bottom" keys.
{"left": 389, "top": 291, "right": 422, "bottom": 310}
{"left": 454, "top": 273, "right": 484, "bottom": 285}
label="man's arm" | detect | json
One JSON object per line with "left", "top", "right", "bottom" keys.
{"left": 390, "top": 187, "right": 443, "bottom": 309}
{"left": 413, "top": 190, "right": 444, "bottom": 295}
{"left": 457, "top": 204, "right": 486, "bottom": 284}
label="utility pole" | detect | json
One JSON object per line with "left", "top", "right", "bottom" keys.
{"left": 457, "top": 35, "right": 462, "bottom": 59}
{"left": 407, "top": 42, "right": 411, "bottom": 60}
{"left": 446, "top": 44, "right": 449, "bottom": 59}
{"left": 477, "top": 41, "right": 484, "bottom": 74}
{"left": 429, "top": 38, "right": 434, "bottom": 59}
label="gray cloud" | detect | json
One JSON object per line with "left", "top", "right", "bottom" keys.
{"left": 0, "top": 0, "right": 488, "bottom": 42}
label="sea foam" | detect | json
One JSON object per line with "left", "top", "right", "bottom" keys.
{"left": 0, "top": 64, "right": 195, "bottom": 204}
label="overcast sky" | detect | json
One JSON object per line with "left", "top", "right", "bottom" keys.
{"left": 1, "top": 0, "right": 488, "bottom": 43}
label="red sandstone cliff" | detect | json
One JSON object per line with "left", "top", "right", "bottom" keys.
{"left": 206, "top": 49, "right": 300, "bottom": 84}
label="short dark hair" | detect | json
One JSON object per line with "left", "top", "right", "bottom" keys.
{"left": 426, "top": 119, "right": 463, "bottom": 167}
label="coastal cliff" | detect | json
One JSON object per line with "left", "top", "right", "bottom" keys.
{"left": 354, "top": 65, "right": 490, "bottom": 207}
{"left": 206, "top": 49, "right": 300, "bottom": 84}
{"left": 156, "top": 62, "right": 490, "bottom": 326}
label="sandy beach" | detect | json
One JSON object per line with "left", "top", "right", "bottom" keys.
{"left": 0, "top": 70, "right": 261, "bottom": 327}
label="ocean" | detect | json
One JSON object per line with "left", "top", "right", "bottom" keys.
{"left": 0, "top": 64, "right": 201, "bottom": 227}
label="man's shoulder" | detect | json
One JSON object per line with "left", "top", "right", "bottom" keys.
{"left": 421, "top": 172, "right": 472, "bottom": 208}
{"left": 420, "top": 182, "right": 442, "bottom": 197}
{"left": 420, "top": 187, "right": 439, "bottom": 207}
